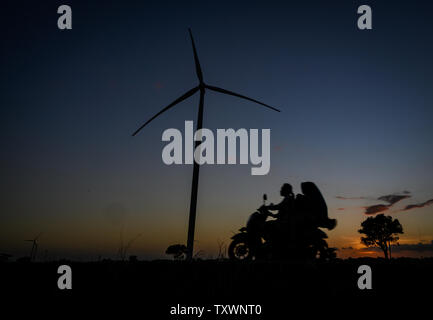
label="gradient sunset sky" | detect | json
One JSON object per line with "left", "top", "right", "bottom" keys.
{"left": 1, "top": 0, "right": 433, "bottom": 260}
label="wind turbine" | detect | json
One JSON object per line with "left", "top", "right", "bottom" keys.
{"left": 132, "top": 29, "right": 280, "bottom": 260}
{"left": 25, "top": 232, "right": 42, "bottom": 262}
{"left": 118, "top": 233, "right": 142, "bottom": 261}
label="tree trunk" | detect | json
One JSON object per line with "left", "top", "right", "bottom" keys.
{"left": 382, "top": 245, "right": 388, "bottom": 259}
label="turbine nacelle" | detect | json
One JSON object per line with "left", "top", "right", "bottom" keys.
{"left": 132, "top": 29, "right": 280, "bottom": 136}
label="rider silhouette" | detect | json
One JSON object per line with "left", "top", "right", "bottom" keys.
{"left": 266, "top": 183, "right": 295, "bottom": 221}
{"left": 265, "top": 183, "right": 296, "bottom": 249}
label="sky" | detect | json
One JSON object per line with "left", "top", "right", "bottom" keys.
{"left": 1, "top": 0, "right": 433, "bottom": 260}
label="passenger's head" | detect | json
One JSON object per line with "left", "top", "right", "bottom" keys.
{"left": 280, "top": 183, "right": 293, "bottom": 197}
{"left": 301, "top": 182, "right": 318, "bottom": 196}
{"left": 301, "top": 181, "right": 327, "bottom": 210}
{"left": 301, "top": 182, "right": 324, "bottom": 200}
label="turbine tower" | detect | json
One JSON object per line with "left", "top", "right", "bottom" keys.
{"left": 133, "top": 29, "right": 280, "bottom": 260}
{"left": 25, "top": 232, "right": 42, "bottom": 262}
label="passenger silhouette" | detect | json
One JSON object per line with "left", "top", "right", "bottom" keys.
{"left": 297, "top": 182, "right": 336, "bottom": 230}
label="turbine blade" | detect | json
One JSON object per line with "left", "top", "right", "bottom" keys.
{"left": 206, "top": 85, "right": 280, "bottom": 112}
{"left": 132, "top": 86, "right": 199, "bottom": 136}
{"left": 188, "top": 28, "right": 204, "bottom": 83}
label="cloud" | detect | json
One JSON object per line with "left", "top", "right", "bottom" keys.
{"left": 341, "top": 246, "right": 354, "bottom": 250}
{"left": 363, "top": 194, "right": 410, "bottom": 215}
{"left": 378, "top": 194, "right": 411, "bottom": 205}
{"left": 336, "top": 191, "right": 433, "bottom": 215}
{"left": 338, "top": 192, "right": 411, "bottom": 215}
{"left": 357, "top": 241, "right": 433, "bottom": 253}
{"left": 154, "top": 81, "right": 164, "bottom": 90}
{"left": 364, "top": 204, "right": 390, "bottom": 215}
{"left": 402, "top": 199, "right": 433, "bottom": 211}
{"left": 336, "top": 196, "right": 367, "bottom": 200}
{"left": 393, "top": 241, "right": 433, "bottom": 252}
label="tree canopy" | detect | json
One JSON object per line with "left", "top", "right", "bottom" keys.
{"left": 358, "top": 214, "right": 403, "bottom": 259}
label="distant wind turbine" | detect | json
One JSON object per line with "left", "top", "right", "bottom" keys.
{"left": 118, "top": 233, "right": 142, "bottom": 261}
{"left": 132, "top": 29, "right": 280, "bottom": 260}
{"left": 25, "top": 232, "right": 42, "bottom": 262}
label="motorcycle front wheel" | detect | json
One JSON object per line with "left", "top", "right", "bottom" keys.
{"left": 228, "top": 237, "right": 252, "bottom": 261}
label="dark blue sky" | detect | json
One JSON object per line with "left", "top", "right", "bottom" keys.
{"left": 1, "top": 0, "right": 433, "bottom": 259}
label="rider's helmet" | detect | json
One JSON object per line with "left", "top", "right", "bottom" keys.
{"left": 280, "top": 183, "right": 294, "bottom": 197}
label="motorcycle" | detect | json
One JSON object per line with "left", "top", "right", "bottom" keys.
{"left": 228, "top": 194, "right": 337, "bottom": 261}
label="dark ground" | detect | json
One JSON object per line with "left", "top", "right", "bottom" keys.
{"left": 1, "top": 258, "right": 432, "bottom": 316}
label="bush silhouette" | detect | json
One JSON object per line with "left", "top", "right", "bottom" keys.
{"left": 165, "top": 244, "right": 187, "bottom": 260}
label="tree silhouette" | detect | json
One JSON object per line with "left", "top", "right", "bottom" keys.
{"left": 358, "top": 214, "right": 403, "bottom": 259}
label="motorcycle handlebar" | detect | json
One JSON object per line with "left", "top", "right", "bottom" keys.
{"left": 258, "top": 206, "right": 274, "bottom": 217}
